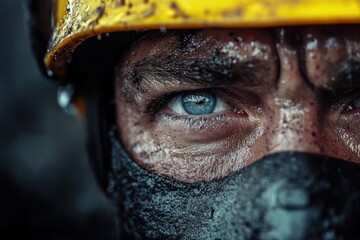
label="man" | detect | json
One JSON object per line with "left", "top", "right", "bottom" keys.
{"left": 27, "top": 0, "right": 360, "bottom": 239}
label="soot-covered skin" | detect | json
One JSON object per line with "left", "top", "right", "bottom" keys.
{"left": 115, "top": 27, "right": 360, "bottom": 183}
{"left": 108, "top": 129, "right": 360, "bottom": 240}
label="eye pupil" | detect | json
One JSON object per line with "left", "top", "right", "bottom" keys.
{"left": 182, "top": 92, "right": 217, "bottom": 115}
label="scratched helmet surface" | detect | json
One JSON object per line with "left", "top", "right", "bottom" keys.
{"left": 47, "top": 0, "right": 360, "bottom": 79}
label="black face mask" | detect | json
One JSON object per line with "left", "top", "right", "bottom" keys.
{"left": 107, "top": 129, "right": 360, "bottom": 240}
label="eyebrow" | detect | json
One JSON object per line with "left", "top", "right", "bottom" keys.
{"left": 328, "top": 59, "right": 360, "bottom": 94}
{"left": 129, "top": 49, "right": 272, "bottom": 93}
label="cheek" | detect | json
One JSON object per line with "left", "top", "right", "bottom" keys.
{"left": 326, "top": 112, "right": 360, "bottom": 160}
{"left": 117, "top": 99, "right": 265, "bottom": 182}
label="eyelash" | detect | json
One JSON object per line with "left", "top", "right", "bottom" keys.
{"left": 327, "top": 88, "right": 360, "bottom": 114}
{"left": 159, "top": 112, "right": 229, "bottom": 127}
{"left": 145, "top": 88, "right": 239, "bottom": 119}
{"left": 145, "top": 91, "right": 183, "bottom": 115}
{"left": 341, "top": 93, "right": 360, "bottom": 113}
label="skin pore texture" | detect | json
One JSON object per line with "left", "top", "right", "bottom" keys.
{"left": 115, "top": 26, "right": 360, "bottom": 183}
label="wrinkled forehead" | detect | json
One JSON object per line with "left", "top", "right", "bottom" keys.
{"left": 128, "top": 25, "right": 360, "bottom": 59}
{"left": 128, "top": 28, "right": 274, "bottom": 61}
{"left": 122, "top": 25, "right": 360, "bottom": 91}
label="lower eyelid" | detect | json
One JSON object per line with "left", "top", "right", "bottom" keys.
{"left": 158, "top": 108, "right": 247, "bottom": 124}
{"left": 157, "top": 112, "right": 230, "bottom": 129}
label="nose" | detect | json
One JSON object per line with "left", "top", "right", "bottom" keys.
{"left": 266, "top": 96, "right": 322, "bottom": 155}
{"left": 266, "top": 29, "right": 322, "bottom": 155}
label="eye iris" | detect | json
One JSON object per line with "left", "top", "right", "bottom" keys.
{"left": 182, "top": 92, "right": 217, "bottom": 115}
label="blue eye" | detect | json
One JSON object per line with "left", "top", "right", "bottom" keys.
{"left": 182, "top": 92, "right": 217, "bottom": 115}
{"left": 168, "top": 91, "right": 229, "bottom": 116}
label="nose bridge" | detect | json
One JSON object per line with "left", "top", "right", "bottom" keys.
{"left": 267, "top": 29, "right": 322, "bottom": 154}
{"left": 268, "top": 98, "right": 322, "bottom": 154}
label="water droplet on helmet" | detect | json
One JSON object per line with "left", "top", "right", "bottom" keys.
{"left": 57, "top": 84, "right": 77, "bottom": 115}
{"left": 47, "top": 69, "right": 54, "bottom": 77}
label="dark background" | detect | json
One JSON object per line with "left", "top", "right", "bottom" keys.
{"left": 0, "top": 1, "right": 114, "bottom": 239}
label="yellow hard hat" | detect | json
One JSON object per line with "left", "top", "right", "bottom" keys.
{"left": 47, "top": 0, "right": 360, "bottom": 79}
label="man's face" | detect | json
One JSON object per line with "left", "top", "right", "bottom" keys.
{"left": 114, "top": 26, "right": 360, "bottom": 182}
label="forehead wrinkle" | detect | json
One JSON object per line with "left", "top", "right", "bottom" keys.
{"left": 123, "top": 29, "right": 281, "bottom": 92}
{"left": 177, "top": 30, "right": 202, "bottom": 52}
{"left": 128, "top": 45, "right": 272, "bottom": 91}
{"left": 166, "top": 53, "right": 269, "bottom": 86}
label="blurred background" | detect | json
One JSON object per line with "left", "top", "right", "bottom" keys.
{"left": 0, "top": 1, "right": 114, "bottom": 239}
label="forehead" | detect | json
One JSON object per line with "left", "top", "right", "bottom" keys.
{"left": 128, "top": 28, "right": 274, "bottom": 61}
{"left": 120, "top": 26, "right": 360, "bottom": 92}
{"left": 128, "top": 26, "right": 360, "bottom": 57}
